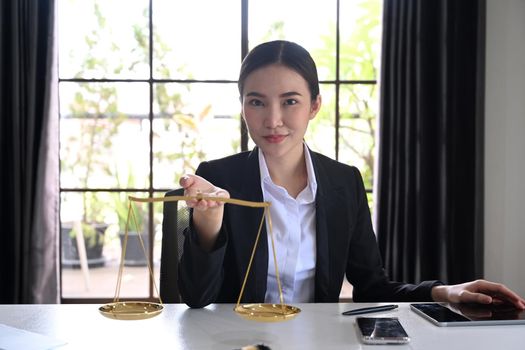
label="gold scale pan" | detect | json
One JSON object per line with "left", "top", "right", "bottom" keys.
{"left": 99, "top": 194, "right": 300, "bottom": 322}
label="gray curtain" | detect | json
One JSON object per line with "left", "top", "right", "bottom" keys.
{"left": 0, "top": 0, "right": 59, "bottom": 303}
{"left": 376, "top": 0, "right": 485, "bottom": 284}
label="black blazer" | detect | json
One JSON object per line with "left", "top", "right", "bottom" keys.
{"left": 178, "top": 148, "right": 440, "bottom": 308}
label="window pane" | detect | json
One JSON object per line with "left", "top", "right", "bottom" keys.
{"left": 152, "top": 83, "right": 241, "bottom": 189}
{"left": 305, "top": 84, "right": 336, "bottom": 159}
{"left": 338, "top": 84, "right": 378, "bottom": 189}
{"left": 61, "top": 191, "right": 158, "bottom": 298}
{"left": 153, "top": 1, "right": 241, "bottom": 80}
{"left": 58, "top": 0, "right": 382, "bottom": 302}
{"left": 339, "top": 0, "right": 382, "bottom": 80}
{"left": 60, "top": 82, "right": 150, "bottom": 188}
{"left": 59, "top": 0, "right": 149, "bottom": 79}
{"left": 249, "top": 0, "right": 337, "bottom": 81}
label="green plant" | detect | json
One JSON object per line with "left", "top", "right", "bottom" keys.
{"left": 61, "top": 192, "right": 109, "bottom": 250}
{"left": 114, "top": 195, "right": 146, "bottom": 234}
{"left": 61, "top": 86, "right": 120, "bottom": 246}
{"left": 69, "top": 222, "right": 105, "bottom": 249}
{"left": 112, "top": 167, "right": 146, "bottom": 234}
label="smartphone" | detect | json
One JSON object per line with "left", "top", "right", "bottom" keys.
{"left": 355, "top": 317, "right": 410, "bottom": 345}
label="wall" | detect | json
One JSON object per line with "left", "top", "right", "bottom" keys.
{"left": 485, "top": 0, "right": 525, "bottom": 296}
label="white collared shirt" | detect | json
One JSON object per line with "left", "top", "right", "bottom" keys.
{"left": 258, "top": 144, "right": 317, "bottom": 303}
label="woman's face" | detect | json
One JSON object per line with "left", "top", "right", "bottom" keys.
{"left": 241, "top": 64, "right": 321, "bottom": 162}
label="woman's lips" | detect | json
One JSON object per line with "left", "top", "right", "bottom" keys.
{"left": 264, "top": 135, "right": 286, "bottom": 143}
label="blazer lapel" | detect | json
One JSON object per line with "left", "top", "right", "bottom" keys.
{"left": 311, "top": 151, "right": 342, "bottom": 301}
{"left": 314, "top": 197, "right": 330, "bottom": 301}
{"left": 236, "top": 148, "right": 268, "bottom": 302}
{"left": 235, "top": 148, "right": 344, "bottom": 302}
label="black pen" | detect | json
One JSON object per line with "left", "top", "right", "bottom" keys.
{"left": 342, "top": 304, "right": 398, "bottom": 316}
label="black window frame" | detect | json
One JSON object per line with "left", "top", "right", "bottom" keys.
{"left": 59, "top": 0, "right": 377, "bottom": 303}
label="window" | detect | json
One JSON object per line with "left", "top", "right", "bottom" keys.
{"left": 58, "top": 0, "right": 382, "bottom": 301}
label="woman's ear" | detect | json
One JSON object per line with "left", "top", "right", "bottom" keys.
{"left": 309, "top": 94, "right": 322, "bottom": 120}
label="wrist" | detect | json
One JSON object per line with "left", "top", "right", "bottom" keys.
{"left": 192, "top": 207, "right": 224, "bottom": 251}
{"left": 431, "top": 285, "right": 449, "bottom": 302}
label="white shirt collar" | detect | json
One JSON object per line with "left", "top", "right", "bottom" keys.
{"left": 257, "top": 143, "right": 317, "bottom": 202}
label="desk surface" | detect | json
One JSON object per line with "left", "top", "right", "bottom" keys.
{"left": 0, "top": 303, "right": 522, "bottom": 350}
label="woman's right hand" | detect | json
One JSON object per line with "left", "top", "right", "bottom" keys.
{"left": 179, "top": 174, "right": 230, "bottom": 251}
{"left": 179, "top": 174, "right": 230, "bottom": 211}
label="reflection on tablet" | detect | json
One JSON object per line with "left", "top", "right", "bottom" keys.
{"left": 451, "top": 303, "right": 524, "bottom": 321}
{"left": 410, "top": 303, "right": 525, "bottom": 326}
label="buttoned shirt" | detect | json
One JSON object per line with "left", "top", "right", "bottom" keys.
{"left": 258, "top": 144, "right": 317, "bottom": 303}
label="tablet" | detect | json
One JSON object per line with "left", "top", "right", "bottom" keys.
{"left": 410, "top": 302, "right": 525, "bottom": 327}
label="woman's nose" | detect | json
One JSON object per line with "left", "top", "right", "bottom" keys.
{"left": 263, "top": 104, "right": 283, "bottom": 128}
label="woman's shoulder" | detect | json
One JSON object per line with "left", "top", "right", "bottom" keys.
{"left": 309, "top": 149, "right": 360, "bottom": 175}
{"left": 199, "top": 150, "right": 254, "bottom": 170}
{"left": 196, "top": 151, "right": 259, "bottom": 194}
{"left": 195, "top": 150, "right": 257, "bottom": 185}
{"left": 308, "top": 149, "right": 367, "bottom": 195}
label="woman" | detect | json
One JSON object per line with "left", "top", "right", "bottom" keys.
{"left": 178, "top": 40, "right": 525, "bottom": 309}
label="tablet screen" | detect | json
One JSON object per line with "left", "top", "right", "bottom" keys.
{"left": 410, "top": 303, "right": 525, "bottom": 326}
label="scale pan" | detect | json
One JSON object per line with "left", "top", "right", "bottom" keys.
{"left": 234, "top": 303, "right": 301, "bottom": 322}
{"left": 99, "top": 301, "right": 163, "bottom": 320}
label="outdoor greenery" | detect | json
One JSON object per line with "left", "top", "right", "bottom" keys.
{"left": 59, "top": 0, "right": 382, "bottom": 286}
{"left": 61, "top": 4, "right": 124, "bottom": 247}
{"left": 112, "top": 170, "right": 145, "bottom": 234}
{"left": 313, "top": 0, "right": 380, "bottom": 189}
{"left": 254, "top": 1, "right": 381, "bottom": 190}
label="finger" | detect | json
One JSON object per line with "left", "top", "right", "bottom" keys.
{"left": 215, "top": 189, "right": 230, "bottom": 199}
{"left": 185, "top": 194, "right": 219, "bottom": 209}
{"left": 194, "top": 198, "right": 223, "bottom": 211}
{"left": 490, "top": 296, "right": 525, "bottom": 309}
{"left": 178, "top": 176, "right": 197, "bottom": 207}
{"left": 458, "top": 290, "right": 493, "bottom": 305}
{"left": 193, "top": 201, "right": 208, "bottom": 211}
{"left": 477, "top": 282, "right": 525, "bottom": 308}
{"left": 494, "top": 295, "right": 525, "bottom": 309}
{"left": 185, "top": 199, "right": 200, "bottom": 208}
{"left": 203, "top": 198, "right": 223, "bottom": 208}
{"left": 179, "top": 175, "right": 195, "bottom": 189}
{"left": 193, "top": 189, "right": 229, "bottom": 204}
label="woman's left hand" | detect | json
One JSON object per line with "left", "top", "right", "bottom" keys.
{"left": 431, "top": 279, "right": 525, "bottom": 309}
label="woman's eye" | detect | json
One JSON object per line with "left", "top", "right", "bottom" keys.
{"left": 248, "top": 99, "right": 264, "bottom": 107}
{"left": 284, "top": 99, "right": 298, "bottom": 105}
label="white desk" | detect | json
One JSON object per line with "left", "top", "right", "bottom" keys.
{"left": 0, "top": 303, "right": 522, "bottom": 350}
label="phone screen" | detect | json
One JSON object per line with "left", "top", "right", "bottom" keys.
{"left": 356, "top": 317, "right": 410, "bottom": 344}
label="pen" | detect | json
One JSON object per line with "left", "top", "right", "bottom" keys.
{"left": 342, "top": 304, "right": 398, "bottom": 316}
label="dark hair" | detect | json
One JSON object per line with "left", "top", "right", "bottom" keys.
{"left": 238, "top": 40, "right": 320, "bottom": 102}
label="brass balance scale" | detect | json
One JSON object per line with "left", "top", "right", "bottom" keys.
{"left": 99, "top": 194, "right": 300, "bottom": 322}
